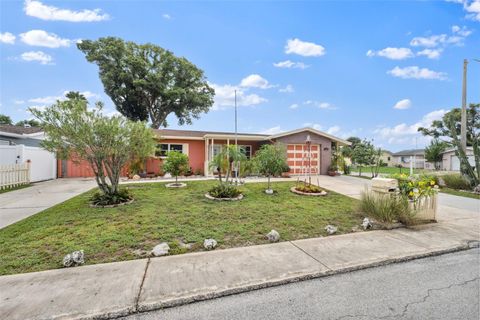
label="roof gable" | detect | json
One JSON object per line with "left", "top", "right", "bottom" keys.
{"left": 267, "top": 127, "right": 351, "bottom": 145}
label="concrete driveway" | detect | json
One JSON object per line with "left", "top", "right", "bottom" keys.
{"left": 0, "top": 178, "right": 96, "bottom": 229}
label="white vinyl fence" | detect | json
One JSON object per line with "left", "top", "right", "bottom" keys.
{"left": 0, "top": 163, "right": 30, "bottom": 190}
{"left": 0, "top": 145, "right": 56, "bottom": 183}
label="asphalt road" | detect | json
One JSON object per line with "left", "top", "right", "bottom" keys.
{"left": 124, "top": 248, "right": 480, "bottom": 320}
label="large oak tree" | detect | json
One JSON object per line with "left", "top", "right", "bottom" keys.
{"left": 77, "top": 37, "right": 215, "bottom": 128}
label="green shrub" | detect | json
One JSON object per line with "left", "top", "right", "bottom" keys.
{"left": 91, "top": 189, "right": 132, "bottom": 206}
{"left": 208, "top": 184, "right": 242, "bottom": 198}
{"left": 295, "top": 183, "right": 324, "bottom": 193}
{"left": 359, "top": 191, "right": 414, "bottom": 225}
{"left": 442, "top": 174, "right": 471, "bottom": 190}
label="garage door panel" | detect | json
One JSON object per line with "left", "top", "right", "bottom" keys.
{"left": 287, "top": 144, "right": 320, "bottom": 175}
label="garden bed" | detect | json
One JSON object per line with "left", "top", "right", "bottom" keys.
{"left": 0, "top": 181, "right": 362, "bottom": 276}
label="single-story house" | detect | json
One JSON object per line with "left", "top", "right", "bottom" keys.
{"left": 0, "top": 124, "right": 57, "bottom": 182}
{"left": 379, "top": 150, "right": 394, "bottom": 167}
{"left": 441, "top": 147, "right": 475, "bottom": 171}
{"left": 58, "top": 127, "right": 351, "bottom": 178}
{"left": 391, "top": 149, "right": 430, "bottom": 169}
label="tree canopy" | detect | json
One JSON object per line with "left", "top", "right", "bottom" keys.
{"left": 30, "top": 93, "right": 156, "bottom": 199}
{"left": 418, "top": 104, "right": 479, "bottom": 186}
{"left": 254, "top": 143, "right": 288, "bottom": 190}
{"left": 163, "top": 151, "right": 189, "bottom": 184}
{"left": 77, "top": 37, "right": 215, "bottom": 128}
{"left": 424, "top": 139, "right": 448, "bottom": 170}
{"left": 0, "top": 114, "right": 12, "bottom": 125}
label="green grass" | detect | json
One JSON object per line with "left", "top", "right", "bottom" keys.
{"left": 351, "top": 166, "right": 423, "bottom": 175}
{"left": 0, "top": 181, "right": 361, "bottom": 276}
{"left": 440, "top": 188, "right": 480, "bottom": 200}
{"left": 0, "top": 183, "right": 31, "bottom": 194}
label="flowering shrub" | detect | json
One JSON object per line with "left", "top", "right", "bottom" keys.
{"left": 389, "top": 174, "right": 439, "bottom": 201}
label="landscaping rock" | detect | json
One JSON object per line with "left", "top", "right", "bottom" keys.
{"left": 203, "top": 238, "right": 217, "bottom": 250}
{"left": 324, "top": 225, "right": 338, "bottom": 235}
{"left": 266, "top": 229, "right": 280, "bottom": 242}
{"left": 132, "top": 174, "right": 141, "bottom": 180}
{"left": 474, "top": 184, "right": 480, "bottom": 195}
{"left": 151, "top": 242, "right": 170, "bottom": 256}
{"left": 265, "top": 189, "right": 274, "bottom": 195}
{"left": 62, "top": 250, "right": 84, "bottom": 267}
{"left": 362, "top": 218, "right": 373, "bottom": 230}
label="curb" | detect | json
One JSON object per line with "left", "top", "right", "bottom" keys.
{"left": 131, "top": 242, "right": 478, "bottom": 317}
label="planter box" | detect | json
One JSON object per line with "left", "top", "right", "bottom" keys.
{"left": 410, "top": 195, "right": 437, "bottom": 222}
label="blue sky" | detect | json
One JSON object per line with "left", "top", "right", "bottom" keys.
{"left": 0, "top": 0, "right": 479, "bottom": 151}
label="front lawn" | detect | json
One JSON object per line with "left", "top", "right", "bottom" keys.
{"left": 440, "top": 188, "right": 480, "bottom": 200}
{"left": 0, "top": 181, "right": 362, "bottom": 275}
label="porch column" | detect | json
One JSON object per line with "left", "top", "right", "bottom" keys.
{"left": 204, "top": 138, "right": 209, "bottom": 176}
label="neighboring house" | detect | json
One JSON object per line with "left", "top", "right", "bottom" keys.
{"left": 0, "top": 125, "right": 57, "bottom": 182}
{"left": 391, "top": 149, "right": 428, "bottom": 169}
{"left": 441, "top": 147, "right": 475, "bottom": 171}
{"left": 379, "top": 150, "right": 394, "bottom": 167}
{"left": 59, "top": 127, "right": 351, "bottom": 177}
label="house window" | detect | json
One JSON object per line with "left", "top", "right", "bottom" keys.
{"left": 387, "top": 156, "right": 391, "bottom": 161}
{"left": 155, "top": 143, "right": 184, "bottom": 157}
{"left": 239, "top": 145, "right": 252, "bottom": 159}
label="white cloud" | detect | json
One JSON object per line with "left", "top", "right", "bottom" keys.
{"left": 366, "top": 47, "right": 414, "bottom": 60}
{"left": 289, "top": 103, "right": 299, "bottom": 109}
{"left": 0, "top": 32, "right": 15, "bottom": 44}
{"left": 279, "top": 85, "right": 294, "bottom": 93}
{"left": 28, "top": 91, "right": 98, "bottom": 104}
{"left": 374, "top": 109, "right": 447, "bottom": 145}
{"left": 416, "top": 48, "right": 442, "bottom": 59}
{"left": 285, "top": 38, "right": 326, "bottom": 57}
{"left": 20, "top": 30, "right": 72, "bottom": 48}
{"left": 326, "top": 125, "right": 341, "bottom": 135}
{"left": 14, "top": 100, "right": 25, "bottom": 105}
{"left": 387, "top": 66, "right": 447, "bottom": 80}
{"left": 209, "top": 83, "right": 267, "bottom": 110}
{"left": 162, "top": 14, "right": 171, "bottom": 19}
{"left": 410, "top": 26, "right": 472, "bottom": 48}
{"left": 20, "top": 51, "right": 53, "bottom": 65}
{"left": 273, "top": 60, "right": 309, "bottom": 69}
{"left": 24, "top": 0, "right": 109, "bottom": 22}
{"left": 393, "top": 99, "right": 412, "bottom": 110}
{"left": 464, "top": 0, "right": 480, "bottom": 21}
{"left": 260, "top": 126, "right": 283, "bottom": 135}
{"left": 304, "top": 100, "right": 336, "bottom": 110}
{"left": 240, "top": 74, "right": 274, "bottom": 89}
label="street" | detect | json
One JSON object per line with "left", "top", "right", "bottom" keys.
{"left": 124, "top": 248, "right": 480, "bottom": 320}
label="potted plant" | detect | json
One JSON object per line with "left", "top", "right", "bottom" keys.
{"left": 327, "top": 164, "right": 338, "bottom": 176}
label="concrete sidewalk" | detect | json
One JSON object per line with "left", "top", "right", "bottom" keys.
{"left": 1, "top": 219, "right": 478, "bottom": 320}
{"left": 0, "top": 179, "right": 96, "bottom": 229}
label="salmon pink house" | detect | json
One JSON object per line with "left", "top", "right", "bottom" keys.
{"left": 151, "top": 127, "right": 350, "bottom": 176}
{"left": 58, "top": 127, "right": 350, "bottom": 178}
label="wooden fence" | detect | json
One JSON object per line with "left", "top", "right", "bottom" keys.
{"left": 0, "top": 163, "right": 30, "bottom": 190}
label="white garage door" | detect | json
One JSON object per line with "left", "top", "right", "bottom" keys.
{"left": 451, "top": 155, "right": 475, "bottom": 171}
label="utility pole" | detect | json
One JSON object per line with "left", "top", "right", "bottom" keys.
{"left": 234, "top": 90, "right": 238, "bottom": 182}
{"left": 461, "top": 59, "right": 468, "bottom": 152}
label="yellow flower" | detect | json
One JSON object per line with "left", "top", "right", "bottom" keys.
{"left": 430, "top": 180, "right": 435, "bottom": 186}
{"left": 409, "top": 191, "right": 414, "bottom": 197}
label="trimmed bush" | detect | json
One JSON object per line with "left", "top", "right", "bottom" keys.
{"left": 208, "top": 184, "right": 241, "bottom": 199}
{"left": 91, "top": 189, "right": 132, "bottom": 206}
{"left": 442, "top": 174, "right": 471, "bottom": 190}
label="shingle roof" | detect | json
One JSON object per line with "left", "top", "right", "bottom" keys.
{"left": 0, "top": 124, "right": 43, "bottom": 135}
{"left": 392, "top": 149, "right": 425, "bottom": 156}
{"left": 153, "top": 128, "right": 269, "bottom": 138}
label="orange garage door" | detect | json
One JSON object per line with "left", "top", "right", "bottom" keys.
{"left": 287, "top": 144, "right": 320, "bottom": 175}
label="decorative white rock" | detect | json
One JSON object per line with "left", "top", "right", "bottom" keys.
{"left": 266, "top": 229, "right": 280, "bottom": 242}
{"left": 151, "top": 242, "right": 170, "bottom": 256}
{"left": 362, "top": 218, "right": 373, "bottom": 230}
{"left": 474, "top": 185, "right": 480, "bottom": 195}
{"left": 63, "top": 250, "right": 84, "bottom": 267}
{"left": 265, "top": 189, "right": 274, "bottom": 195}
{"left": 203, "top": 238, "right": 217, "bottom": 250}
{"left": 324, "top": 225, "right": 338, "bottom": 235}
{"left": 132, "top": 174, "right": 141, "bottom": 180}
